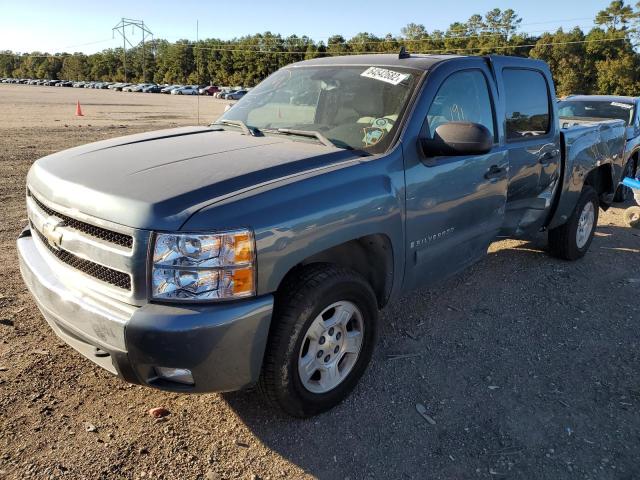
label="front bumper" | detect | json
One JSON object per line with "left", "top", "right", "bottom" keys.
{"left": 17, "top": 230, "right": 274, "bottom": 393}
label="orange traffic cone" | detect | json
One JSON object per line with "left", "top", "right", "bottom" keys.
{"left": 75, "top": 100, "right": 84, "bottom": 117}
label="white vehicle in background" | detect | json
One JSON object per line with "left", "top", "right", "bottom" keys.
{"left": 171, "top": 85, "right": 199, "bottom": 95}
{"left": 161, "top": 84, "right": 181, "bottom": 94}
{"left": 125, "top": 83, "right": 155, "bottom": 92}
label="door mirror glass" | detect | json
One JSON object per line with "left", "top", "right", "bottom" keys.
{"left": 420, "top": 121, "right": 493, "bottom": 157}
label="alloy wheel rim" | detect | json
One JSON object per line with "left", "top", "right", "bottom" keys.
{"left": 576, "top": 201, "right": 595, "bottom": 249}
{"left": 298, "top": 301, "right": 364, "bottom": 394}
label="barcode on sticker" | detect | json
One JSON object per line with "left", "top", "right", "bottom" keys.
{"left": 361, "top": 67, "right": 410, "bottom": 86}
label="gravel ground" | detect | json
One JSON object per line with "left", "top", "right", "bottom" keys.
{"left": 0, "top": 84, "right": 639, "bottom": 480}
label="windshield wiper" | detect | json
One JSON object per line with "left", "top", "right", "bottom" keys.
{"left": 214, "top": 120, "right": 260, "bottom": 136}
{"left": 275, "top": 128, "right": 337, "bottom": 148}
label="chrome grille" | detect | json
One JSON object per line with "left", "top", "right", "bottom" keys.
{"left": 25, "top": 188, "right": 151, "bottom": 305}
{"left": 28, "top": 190, "right": 133, "bottom": 249}
{"left": 32, "top": 223, "right": 132, "bottom": 290}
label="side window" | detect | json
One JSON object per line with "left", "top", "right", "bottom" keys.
{"left": 503, "top": 69, "right": 550, "bottom": 140}
{"left": 426, "top": 70, "right": 495, "bottom": 139}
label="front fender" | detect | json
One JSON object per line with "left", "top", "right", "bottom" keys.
{"left": 181, "top": 149, "right": 406, "bottom": 299}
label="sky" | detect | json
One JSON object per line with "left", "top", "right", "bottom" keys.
{"left": 0, "top": 0, "right": 614, "bottom": 54}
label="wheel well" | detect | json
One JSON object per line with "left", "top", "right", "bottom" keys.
{"left": 279, "top": 235, "right": 394, "bottom": 308}
{"left": 584, "top": 164, "right": 614, "bottom": 208}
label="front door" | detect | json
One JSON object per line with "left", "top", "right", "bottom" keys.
{"left": 404, "top": 68, "right": 508, "bottom": 290}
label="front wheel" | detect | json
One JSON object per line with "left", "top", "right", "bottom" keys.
{"left": 548, "top": 186, "right": 599, "bottom": 260}
{"left": 258, "top": 265, "right": 378, "bottom": 417}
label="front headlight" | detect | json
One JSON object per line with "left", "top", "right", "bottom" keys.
{"left": 151, "top": 230, "right": 255, "bottom": 301}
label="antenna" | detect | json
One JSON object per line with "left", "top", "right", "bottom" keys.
{"left": 112, "top": 18, "right": 154, "bottom": 82}
{"left": 398, "top": 46, "right": 410, "bottom": 59}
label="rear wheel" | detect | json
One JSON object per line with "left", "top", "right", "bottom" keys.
{"left": 258, "top": 264, "right": 378, "bottom": 418}
{"left": 548, "top": 186, "right": 599, "bottom": 260}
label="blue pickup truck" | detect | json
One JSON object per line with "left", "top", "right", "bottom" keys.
{"left": 18, "top": 53, "right": 627, "bottom": 417}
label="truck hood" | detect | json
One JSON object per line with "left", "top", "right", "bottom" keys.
{"left": 27, "top": 126, "right": 359, "bottom": 230}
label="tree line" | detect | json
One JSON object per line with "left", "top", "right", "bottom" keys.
{"left": 1, "top": 1, "right": 640, "bottom": 96}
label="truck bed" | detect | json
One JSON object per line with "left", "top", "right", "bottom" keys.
{"left": 548, "top": 118, "right": 627, "bottom": 229}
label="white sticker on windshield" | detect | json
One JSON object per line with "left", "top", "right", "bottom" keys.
{"left": 361, "top": 67, "right": 410, "bottom": 86}
{"left": 611, "top": 101, "right": 633, "bottom": 109}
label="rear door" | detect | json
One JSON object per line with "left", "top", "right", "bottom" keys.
{"left": 403, "top": 61, "right": 509, "bottom": 290}
{"left": 492, "top": 61, "right": 561, "bottom": 236}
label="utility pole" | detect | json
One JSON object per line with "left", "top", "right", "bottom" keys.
{"left": 112, "top": 18, "right": 153, "bottom": 83}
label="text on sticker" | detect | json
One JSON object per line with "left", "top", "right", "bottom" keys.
{"left": 361, "top": 67, "right": 410, "bottom": 86}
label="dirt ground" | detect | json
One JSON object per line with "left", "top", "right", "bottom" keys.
{"left": 0, "top": 83, "right": 639, "bottom": 480}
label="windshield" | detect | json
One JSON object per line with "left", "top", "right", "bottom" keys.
{"left": 558, "top": 99, "right": 635, "bottom": 125}
{"left": 217, "top": 65, "right": 421, "bottom": 153}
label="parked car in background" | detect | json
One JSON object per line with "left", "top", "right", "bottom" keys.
{"left": 213, "top": 88, "right": 233, "bottom": 99}
{"left": 226, "top": 89, "right": 248, "bottom": 100}
{"left": 132, "top": 83, "right": 155, "bottom": 92}
{"left": 218, "top": 89, "right": 238, "bottom": 99}
{"left": 199, "top": 85, "right": 220, "bottom": 96}
{"left": 142, "top": 84, "right": 162, "bottom": 93}
{"left": 171, "top": 85, "right": 199, "bottom": 95}
{"left": 113, "top": 83, "right": 132, "bottom": 92}
{"left": 161, "top": 85, "right": 181, "bottom": 94}
{"left": 558, "top": 95, "right": 640, "bottom": 201}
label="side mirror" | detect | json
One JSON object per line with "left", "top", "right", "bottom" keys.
{"left": 420, "top": 122, "right": 493, "bottom": 157}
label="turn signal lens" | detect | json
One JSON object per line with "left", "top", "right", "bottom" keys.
{"left": 227, "top": 267, "right": 254, "bottom": 297}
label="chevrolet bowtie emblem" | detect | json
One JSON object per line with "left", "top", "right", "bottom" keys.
{"left": 42, "top": 217, "right": 64, "bottom": 250}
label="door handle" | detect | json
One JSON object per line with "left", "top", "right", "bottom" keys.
{"left": 539, "top": 149, "right": 559, "bottom": 165}
{"left": 484, "top": 164, "right": 504, "bottom": 180}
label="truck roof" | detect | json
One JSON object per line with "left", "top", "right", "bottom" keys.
{"left": 286, "top": 54, "right": 463, "bottom": 71}
{"left": 286, "top": 53, "right": 549, "bottom": 73}
{"left": 564, "top": 94, "right": 638, "bottom": 104}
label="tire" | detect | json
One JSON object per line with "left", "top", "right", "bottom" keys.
{"left": 624, "top": 206, "right": 640, "bottom": 229}
{"left": 614, "top": 159, "right": 637, "bottom": 202}
{"left": 548, "top": 185, "right": 599, "bottom": 260}
{"left": 258, "top": 264, "right": 378, "bottom": 417}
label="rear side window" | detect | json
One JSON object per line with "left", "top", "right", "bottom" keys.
{"left": 503, "top": 69, "right": 551, "bottom": 140}
{"left": 426, "top": 70, "right": 495, "bottom": 139}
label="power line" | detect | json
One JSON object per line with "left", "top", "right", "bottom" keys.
{"left": 184, "top": 32, "right": 632, "bottom": 53}
{"left": 7, "top": 10, "right": 640, "bottom": 56}
{"left": 105, "top": 21, "right": 633, "bottom": 49}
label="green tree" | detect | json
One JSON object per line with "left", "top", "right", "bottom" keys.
{"left": 595, "top": 0, "right": 634, "bottom": 29}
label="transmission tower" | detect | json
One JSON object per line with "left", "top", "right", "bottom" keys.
{"left": 112, "top": 18, "right": 154, "bottom": 82}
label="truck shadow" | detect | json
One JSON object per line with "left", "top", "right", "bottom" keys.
{"left": 221, "top": 221, "right": 640, "bottom": 479}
